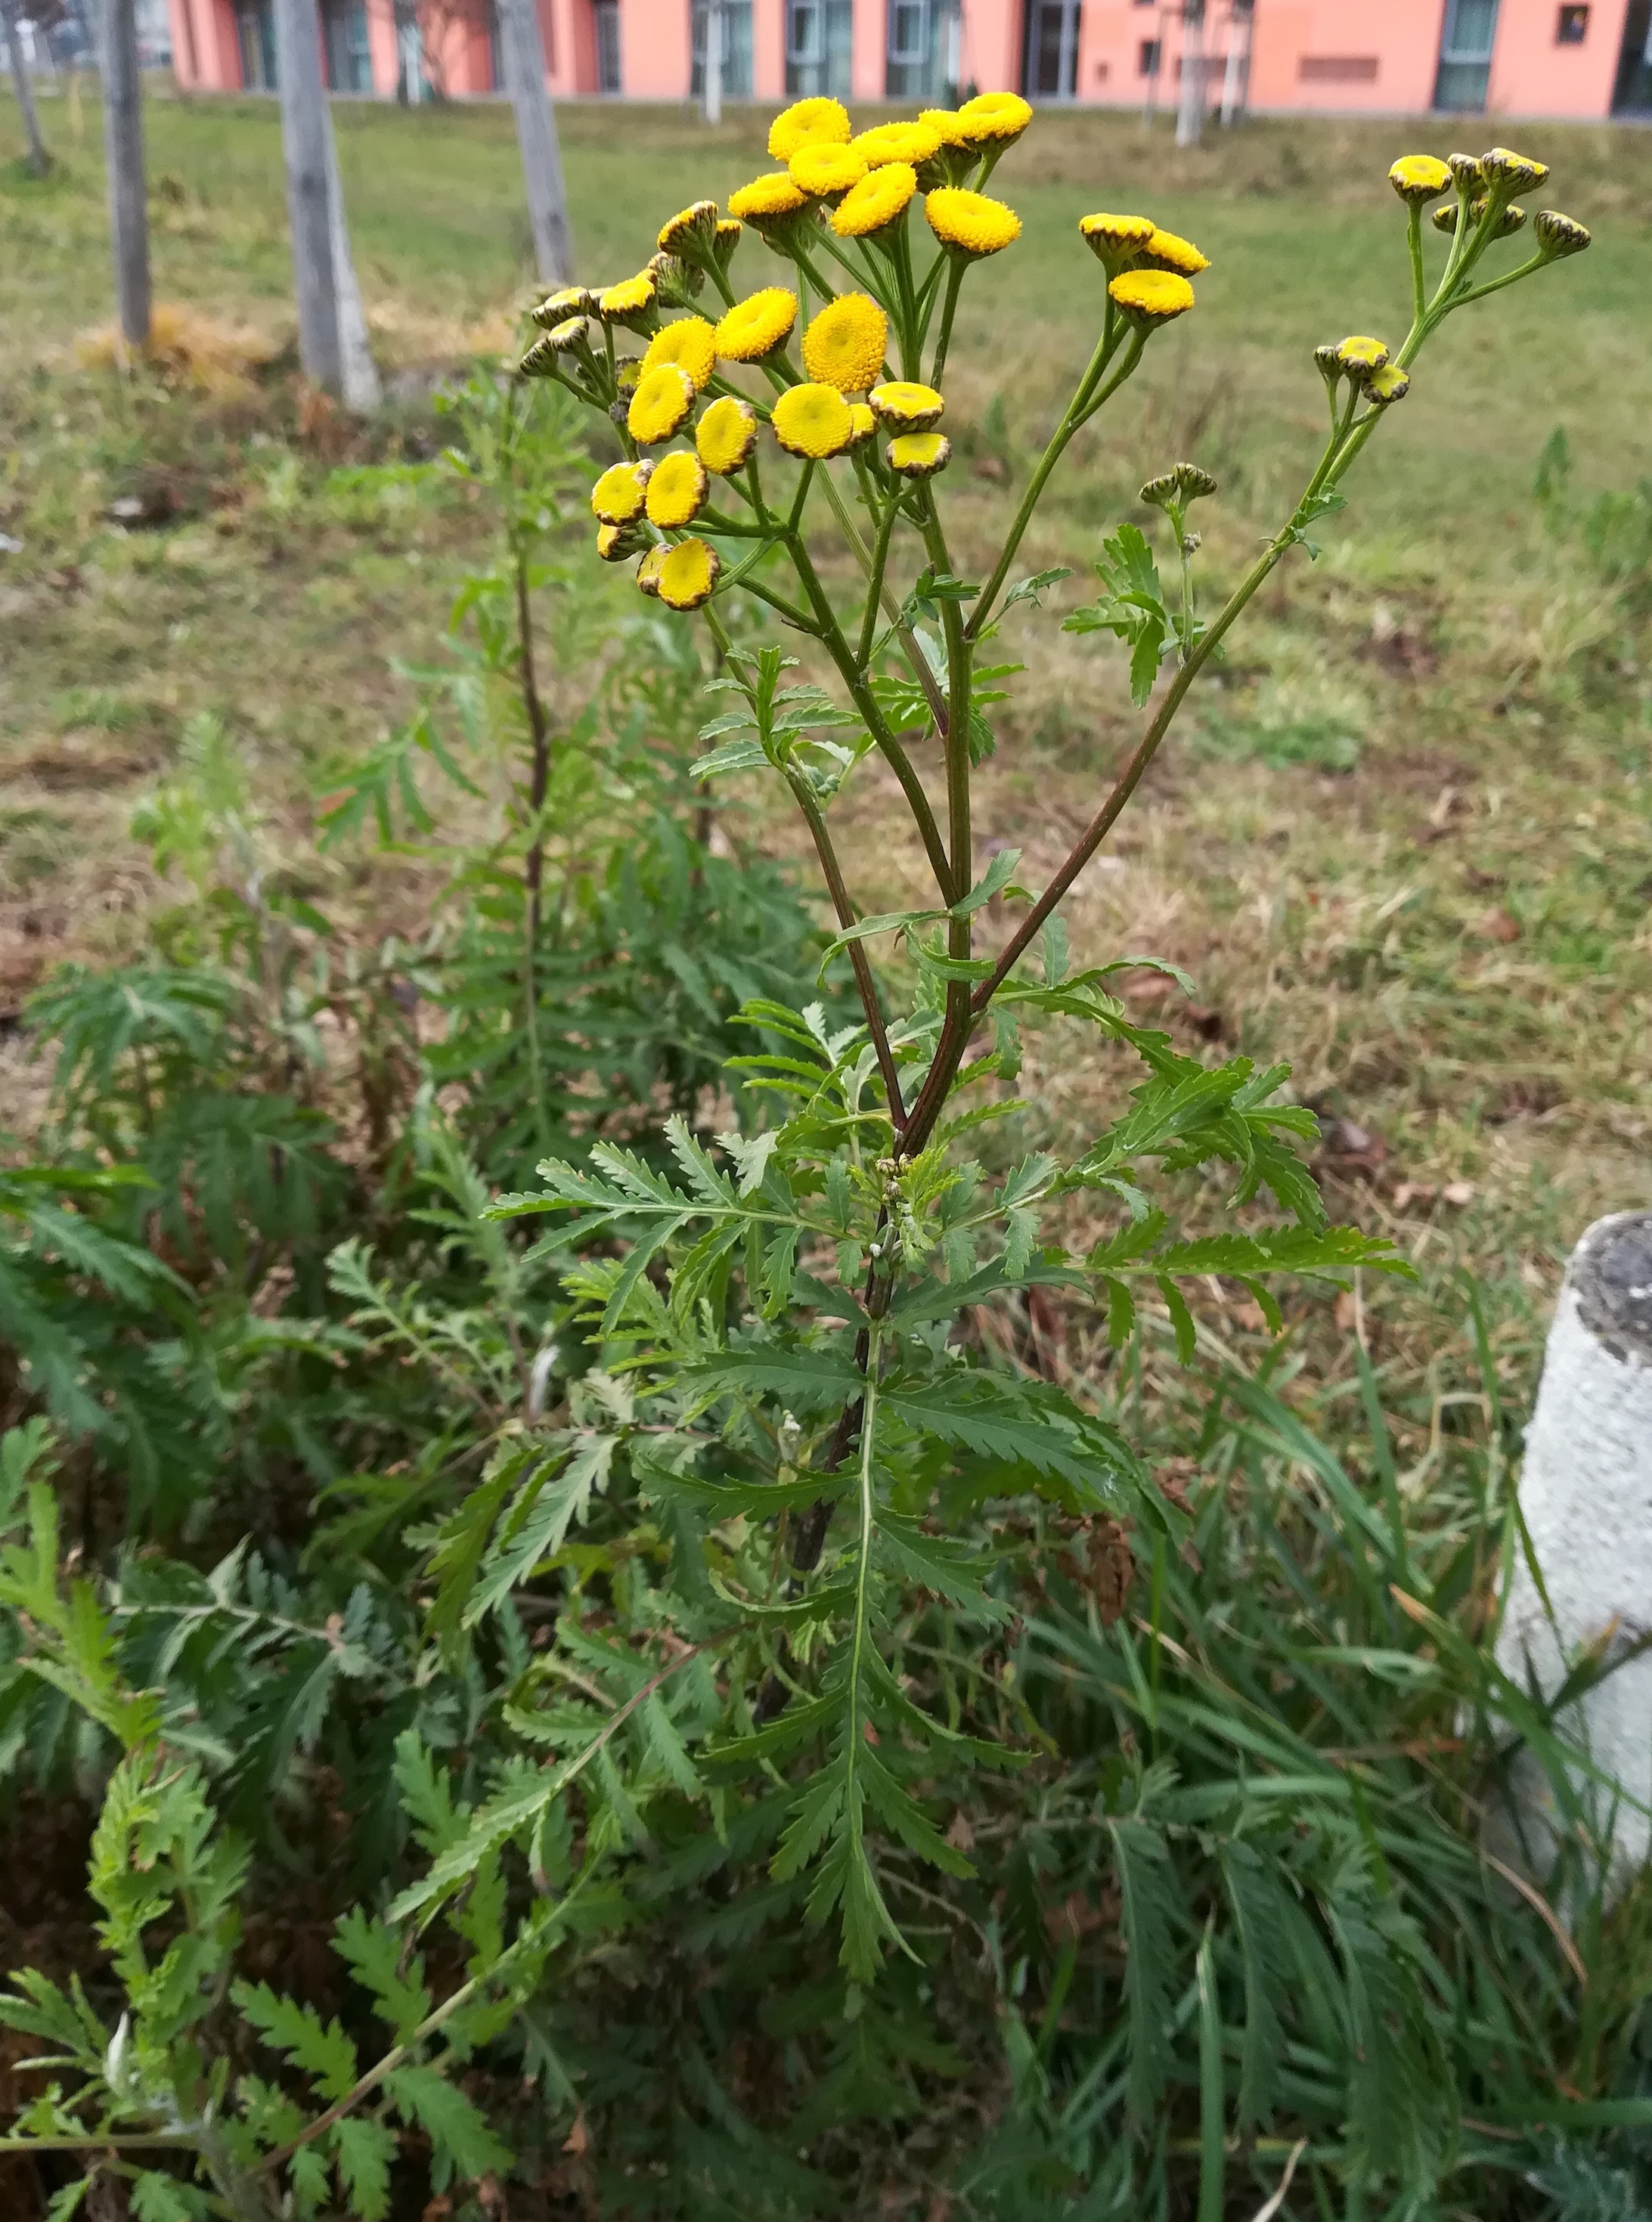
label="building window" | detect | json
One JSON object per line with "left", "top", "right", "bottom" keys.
{"left": 886, "top": 0, "right": 959, "bottom": 100}
{"left": 1556, "top": 3, "right": 1588, "bottom": 37}
{"left": 1023, "top": 0, "right": 1080, "bottom": 97}
{"left": 786, "top": 0, "right": 851, "bottom": 95}
{"left": 1434, "top": 0, "right": 1500, "bottom": 110}
{"left": 323, "top": 0, "right": 371, "bottom": 89}
{"left": 594, "top": 0, "right": 621, "bottom": 88}
{"left": 237, "top": 0, "right": 276, "bottom": 86}
{"left": 691, "top": 0, "right": 753, "bottom": 97}
{"left": 1298, "top": 54, "right": 1378, "bottom": 82}
{"left": 1138, "top": 36, "right": 1159, "bottom": 74}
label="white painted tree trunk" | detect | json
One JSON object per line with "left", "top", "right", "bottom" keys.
{"left": 99, "top": 0, "right": 151, "bottom": 348}
{"left": 272, "top": 0, "right": 342, "bottom": 390}
{"left": 322, "top": 109, "right": 381, "bottom": 412}
{"left": 1494, "top": 1210, "right": 1652, "bottom": 1900}
{"left": 1175, "top": 0, "right": 1204, "bottom": 148}
{"left": 1219, "top": 2, "right": 1251, "bottom": 126}
{"left": 497, "top": 0, "right": 573, "bottom": 287}
{"left": 3, "top": 0, "right": 51, "bottom": 177}
{"left": 702, "top": 0, "right": 721, "bottom": 126}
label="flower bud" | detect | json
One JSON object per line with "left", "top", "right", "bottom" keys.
{"left": 647, "top": 252, "right": 705, "bottom": 308}
{"left": 1334, "top": 334, "right": 1390, "bottom": 374}
{"left": 1138, "top": 470, "right": 1178, "bottom": 510}
{"left": 1174, "top": 461, "right": 1218, "bottom": 501}
{"left": 1533, "top": 209, "right": 1592, "bottom": 261}
{"left": 1446, "top": 151, "right": 1485, "bottom": 194}
{"left": 1313, "top": 341, "right": 1343, "bottom": 387}
{"left": 656, "top": 200, "right": 720, "bottom": 256}
{"left": 1480, "top": 145, "right": 1550, "bottom": 193}
{"left": 1364, "top": 364, "right": 1410, "bottom": 407}
{"left": 530, "top": 286, "right": 594, "bottom": 328}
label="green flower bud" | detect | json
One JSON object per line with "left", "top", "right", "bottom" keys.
{"left": 1138, "top": 471, "right": 1179, "bottom": 510}
{"left": 1446, "top": 151, "right": 1485, "bottom": 194}
{"left": 1533, "top": 209, "right": 1592, "bottom": 261}
{"left": 1480, "top": 145, "right": 1549, "bottom": 193}
{"left": 1173, "top": 462, "right": 1218, "bottom": 501}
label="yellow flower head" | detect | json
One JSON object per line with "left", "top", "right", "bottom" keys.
{"left": 530, "top": 285, "right": 594, "bottom": 327}
{"left": 1388, "top": 154, "right": 1452, "bottom": 205}
{"left": 657, "top": 537, "right": 721, "bottom": 611}
{"left": 1142, "top": 228, "right": 1210, "bottom": 277}
{"left": 590, "top": 459, "right": 652, "bottom": 525}
{"left": 1108, "top": 268, "right": 1196, "bottom": 324}
{"left": 597, "top": 272, "right": 659, "bottom": 324}
{"left": 1480, "top": 145, "right": 1550, "bottom": 192}
{"left": 1365, "top": 364, "right": 1411, "bottom": 406}
{"left": 728, "top": 173, "right": 810, "bottom": 228}
{"left": 768, "top": 95, "right": 852, "bottom": 162}
{"left": 888, "top": 431, "right": 951, "bottom": 479}
{"left": 925, "top": 187, "right": 1021, "bottom": 258}
{"left": 772, "top": 381, "right": 856, "bottom": 459}
{"left": 714, "top": 287, "right": 798, "bottom": 361}
{"left": 696, "top": 394, "right": 761, "bottom": 475}
{"left": 869, "top": 380, "right": 944, "bottom": 431}
{"left": 801, "top": 292, "right": 888, "bottom": 393}
{"left": 642, "top": 315, "right": 718, "bottom": 392}
{"left": 646, "top": 450, "right": 710, "bottom": 528}
{"left": 847, "top": 401, "right": 877, "bottom": 446}
{"left": 1079, "top": 211, "right": 1156, "bottom": 268}
{"left": 789, "top": 143, "right": 869, "bottom": 200}
{"left": 715, "top": 218, "right": 743, "bottom": 259}
{"left": 597, "top": 521, "right": 645, "bottom": 561}
{"left": 955, "top": 91, "right": 1033, "bottom": 145}
{"left": 919, "top": 107, "right": 972, "bottom": 147}
{"left": 854, "top": 121, "right": 943, "bottom": 168}
{"left": 656, "top": 200, "right": 720, "bottom": 254}
{"left": 1533, "top": 209, "right": 1591, "bottom": 260}
{"left": 832, "top": 163, "right": 917, "bottom": 238}
{"left": 637, "top": 543, "right": 668, "bottom": 598}
{"left": 1334, "top": 333, "right": 1389, "bottom": 372}
{"left": 628, "top": 361, "right": 697, "bottom": 443}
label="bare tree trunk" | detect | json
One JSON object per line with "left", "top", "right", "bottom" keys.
{"left": 3, "top": 0, "right": 51, "bottom": 176}
{"left": 1174, "top": 0, "right": 1203, "bottom": 149}
{"left": 322, "top": 107, "right": 381, "bottom": 411}
{"left": 99, "top": 0, "right": 150, "bottom": 347}
{"left": 272, "top": 0, "right": 342, "bottom": 389}
{"left": 495, "top": 0, "right": 572, "bottom": 286}
{"left": 701, "top": 0, "right": 720, "bottom": 126}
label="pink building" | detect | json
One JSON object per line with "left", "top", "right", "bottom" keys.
{"left": 165, "top": 0, "right": 1652, "bottom": 119}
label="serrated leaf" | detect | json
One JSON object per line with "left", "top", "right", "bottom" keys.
{"left": 386, "top": 2065, "right": 512, "bottom": 2180}
{"left": 332, "top": 2115, "right": 398, "bottom": 2220}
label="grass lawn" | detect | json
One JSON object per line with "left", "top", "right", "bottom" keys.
{"left": 2, "top": 86, "right": 1650, "bottom": 1458}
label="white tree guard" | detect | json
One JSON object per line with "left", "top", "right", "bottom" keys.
{"left": 1495, "top": 1210, "right": 1652, "bottom": 1897}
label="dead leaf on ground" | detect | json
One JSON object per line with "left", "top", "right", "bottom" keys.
{"left": 1473, "top": 906, "right": 1521, "bottom": 944}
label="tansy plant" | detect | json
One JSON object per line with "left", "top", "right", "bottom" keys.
{"left": 489, "top": 113, "right": 1595, "bottom": 1980}
{"left": 0, "top": 117, "right": 1605, "bottom": 2222}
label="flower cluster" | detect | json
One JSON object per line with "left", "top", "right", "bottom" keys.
{"left": 517, "top": 91, "right": 1213, "bottom": 618}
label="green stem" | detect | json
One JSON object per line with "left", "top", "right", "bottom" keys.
{"left": 785, "top": 768, "right": 906, "bottom": 1123}
{"left": 970, "top": 420, "right": 1377, "bottom": 1011}
{"left": 858, "top": 492, "right": 900, "bottom": 669}
{"left": 966, "top": 325, "right": 1145, "bottom": 643}
{"left": 1407, "top": 201, "right": 1427, "bottom": 328}
{"left": 786, "top": 528, "right": 956, "bottom": 901}
{"left": 929, "top": 258, "right": 966, "bottom": 387}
